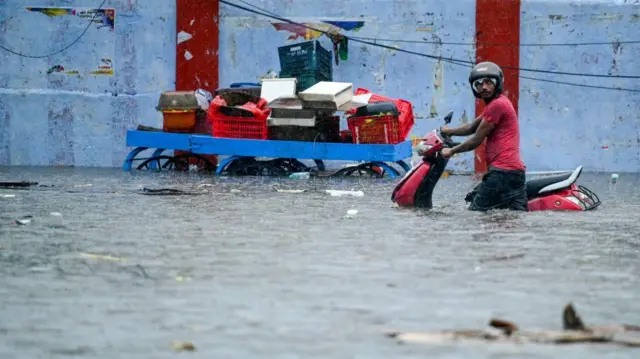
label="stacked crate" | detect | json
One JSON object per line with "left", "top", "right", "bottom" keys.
{"left": 278, "top": 40, "right": 333, "bottom": 92}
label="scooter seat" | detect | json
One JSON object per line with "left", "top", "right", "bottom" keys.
{"left": 526, "top": 166, "right": 583, "bottom": 199}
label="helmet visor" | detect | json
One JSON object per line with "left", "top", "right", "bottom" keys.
{"left": 473, "top": 77, "right": 497, "bottom": 92}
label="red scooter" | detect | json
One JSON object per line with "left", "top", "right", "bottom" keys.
{"left": 391, "top": 111, "right": 601, "bottom": 211}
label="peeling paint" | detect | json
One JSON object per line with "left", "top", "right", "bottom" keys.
{"left": 229, "top": 31, "right": 237, "bottom": 66}
{"left": 429, "top": 96, "right": 438, "bottom": 118}
{"left": 372, "top": 50, "right": 387, "bottom": 88}
{"left": 184, "top": 50, "right": 193, "bottom": 60}
{"left": 433, "top": 60, "right": 443, "bottom": 95}
{"left": 177, "top": 30, "right": 193, "bottom": 44}
{"left": 460, "top": 110, "right": 468, "bottom": 125}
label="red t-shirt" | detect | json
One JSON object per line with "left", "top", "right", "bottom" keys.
{"left": 481, "top": 94, "right": 526, "bottom": 171}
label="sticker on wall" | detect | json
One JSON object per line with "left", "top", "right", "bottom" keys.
{"left": 26, "top": 7, "right": 115, "bottom": 31}
{"left": 26, "top": 7, "right": 116, "bottom": 77}
{"left": 90, "top": 58, "right": 114, "bottom": 75}
{"left": 271, "top": 20, "right": 364, "bottom": 41}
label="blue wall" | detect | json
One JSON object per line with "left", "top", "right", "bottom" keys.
{"left": 1, "top": 0, "right": 638, "bottom": 172}
{"left": 519, "top": 0, "right": 640, "bottom": 173}
{"left": 0, "top": 0, "right": 175, "bottom": 167}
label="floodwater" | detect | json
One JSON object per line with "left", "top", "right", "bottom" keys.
{"left": 1, "top": 166, "right": 639, "bottom": 359}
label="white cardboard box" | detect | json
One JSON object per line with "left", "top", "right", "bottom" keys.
{"left": 298, "top": 82, "right": 353, "bottom": 108}
{"left": 260, "top": 78, "right": 297, "bottom": 104}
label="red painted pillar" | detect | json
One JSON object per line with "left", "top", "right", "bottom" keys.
{"left": 175, "top": 0, "right": 220, "bottom": 167}
{"left": 176, "top": 0, "right": 219, "bottom": 92}
{"left": 474, "top": 0, "right": 521, "bottom": 176}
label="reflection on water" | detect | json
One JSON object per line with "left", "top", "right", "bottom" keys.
{"left": 1, "top": 167, "right": 639, "bottom": 358}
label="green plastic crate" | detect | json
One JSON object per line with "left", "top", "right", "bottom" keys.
{"left": 279, "top": 69, "right": 331, "bottom": 92}
{"left": 278, "top": 40, "right": 332, "bottom": 76}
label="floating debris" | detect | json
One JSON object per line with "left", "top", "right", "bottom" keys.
{"left": 0, "top": 181, "right": 38, "bottom": 188}
{"left": 343, "top": 209, "right": 358, "bottom": 219}
{"left": 273, "top": 186, "right": 306, "bottom": 194}
{"left": 80, "top": 252, "right": 125, "bottom": 262}
{"left": 171, "top": 341, "right": 196, "bottom": 352}
{"left": 139, "top": 188, "right": 198, "bottom": 196}
{"left": 479, "top": 253, "right": 525, "bottom": 263}
{"left": 289, "top": 172, "right": 311, "bottom": 180}
{"left": 326, "top": 189, "right": 364, "bottom": 197}
{"left": 0, "top": 194, "right": 16, "bottom": 198}
{"left": 14, "top": 215, "right": 33, "bottom": 225}
{"left": 386, "top": 303, "right": 640, "bottom": 347}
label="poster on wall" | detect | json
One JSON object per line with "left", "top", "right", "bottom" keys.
{"left": 25, "top": 7, "right": 116, "bottom": 76}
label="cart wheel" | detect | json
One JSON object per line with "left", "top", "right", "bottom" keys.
{"left": 171, "top": 153, "right": 217, "bottom": 172}
{"left": 136, "top": 155, "right": 178, "bottom": 171}
{"left": 330, "top": 163, "right": 385, "bottom": 178}
{"left": 268, "top": 158, "right": 310, "bottom": 173}
{"left": 224, "top": 158, "right": 288, "bottom": 177}
{"left": 136, "top": 154, "right": 216, "bottom": 172}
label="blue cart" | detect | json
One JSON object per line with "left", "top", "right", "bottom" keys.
{"left": 123, "top": 130, "right": 413, "bottom": 178}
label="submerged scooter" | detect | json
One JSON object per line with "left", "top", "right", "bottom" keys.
{"left": 391, "top": 111, "right": 601, "bottom": 211}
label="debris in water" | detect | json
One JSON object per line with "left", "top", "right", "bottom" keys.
{"left": 273, "top": 186, "right": 306, "bottom": 193}
{"left": 80, "top": 252, "right": 125, "bottom": 262}
{"left": 479, "top": 253, "right": 525, "bottom": 263}
{"left": 343, "top": 209, "right": 358, "bottom": 219}
{"left": 0, "top": 181, "right": 38, "bottom": 188}
{"left": 14, "top": 216, "right": 33, "bottom": 225}
{"left": 0, "top": 194, "right": 16, "bottom": 198}
{"left": 139, "top": 188, "right": 197, "bottom": 196}
{"left": 326, "top": 189, "right": 364, "bottom": 197}
{"left": 289, "top": 172, "right": 311, "bottom": 180}
{"left": 385, "top": 302, "right": 640, "bottom": 347}
{"left": 171, "top": 341, "right": 196, "bottom": 352}
{"left": 610, "top": 173, "right": 619, "bottom": 184}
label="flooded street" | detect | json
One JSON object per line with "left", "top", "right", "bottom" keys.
{"left": 1, "top": 166, "right": 639, "bottom": 358}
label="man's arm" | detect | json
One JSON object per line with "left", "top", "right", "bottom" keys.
{"left": 449, "top": 119, "right": 495, "bottom": 155}
{"left": 442, "top": 116, "right": 482, "bottom": 136}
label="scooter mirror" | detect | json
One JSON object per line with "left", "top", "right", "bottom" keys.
{"left": 444, "top": 110, "right": 454, "bottom": 124}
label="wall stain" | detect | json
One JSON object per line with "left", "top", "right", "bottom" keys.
{"left": 459, "top": 109, "right": 469, "bottom": 125}
{"left": 47, "top": 106, "right": 74, "bottom": 166}
{"left": 372, "top": 49, "right": 387, "bottom": 88}
{"left": 0, "top": 98, "right": 10, "bottom": 165}
{"left": 229, "top": 31, "right": 237, "bottom": 66}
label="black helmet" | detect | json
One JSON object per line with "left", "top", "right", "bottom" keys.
{"left": 468, "top": 61, "right": 504, "bottom": 99}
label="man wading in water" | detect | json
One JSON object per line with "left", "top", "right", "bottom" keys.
{"left": 439, "top": 62, "right": 528, "bottom": 212}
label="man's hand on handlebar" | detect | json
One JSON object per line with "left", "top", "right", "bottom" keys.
{"left": 441, "top": 148, "right": 454, "bottom": 159}
{"left": 439, "top": 126, "right": 451, "bottom": 137}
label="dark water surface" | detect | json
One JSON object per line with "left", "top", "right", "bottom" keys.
{"left": 1, "top": 167, "right": 639, "bottom": 358}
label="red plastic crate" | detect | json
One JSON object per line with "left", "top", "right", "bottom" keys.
{"left": 347, "top": 115, "right": 401, "bottom": 144}
{"left": 347, "top": 88, "right": 415, "bottom": 141}
{"left": 212, "top": 116, "right": 268, "bottom": 140}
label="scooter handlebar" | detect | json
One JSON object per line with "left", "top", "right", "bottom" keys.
{"left": 438, "top": 131, "right": 460, "bottom": 148}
